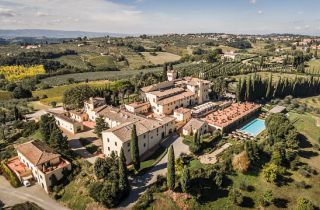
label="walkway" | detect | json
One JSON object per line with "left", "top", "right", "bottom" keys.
{"left": 0, "top": 176, "right": 69, "bottom": 210}
{"left": 118, "top": 133, "right": 189, "bottom": 209}
{"left": 199, "top": 143, "right": 232, "bottom": 164}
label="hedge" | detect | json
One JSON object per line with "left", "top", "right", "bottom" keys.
{"left": 0, "top": 161, "right": 21, "bottom": 187}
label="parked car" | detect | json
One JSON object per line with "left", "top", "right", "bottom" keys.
{"left": 23, "top": 180, "right": 31, "bottom": 187}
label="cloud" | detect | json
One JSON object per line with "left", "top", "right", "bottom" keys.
{"left": 257, "top": 10, "right": 263, "bottom": 15}
{"left": 250, "top": 0, "right": 257, "bottom": 4}
{"left": 0, "top": 0, "right": 146, "bottom": 32}
{"left": 36, "top": 11, "right": 49, "bottom": 17}
{"left": 0, "top": 7, "right": 15, "bottom": 17}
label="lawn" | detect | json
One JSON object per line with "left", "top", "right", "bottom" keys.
{"left": 32, "top": 80, "right": 110, "bottom": 104}
{"left": 140, "top": 145, "right": 167, "bottom": 171}
{"left": 141, "top": 52, "right": 181, "bottom": 65}
{"left": 288, "top": 112, "right": 320, "bottom": 144}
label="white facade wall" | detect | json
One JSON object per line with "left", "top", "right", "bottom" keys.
{"left": 102, "top": 120, "right": 175, "bottom": 164}
{"left": 17, "top": 152, "right": 71, "bottom": 193}
{"left": 174, "top": 111, "right": 191, "bottom": 123}
{"left": 54, "top": 117, "right": 76, "bottom": 134}
{"left": 157, "top": 95, "right": 196, "bottom": 115}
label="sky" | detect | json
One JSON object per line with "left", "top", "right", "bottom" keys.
{"left": 0, "top": 0, "right": 319, "bottom": 35}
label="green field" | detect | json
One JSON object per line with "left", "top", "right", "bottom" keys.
{"left": 88, "top": 55, "right": 116, "bottom": 69}
{"left": 306, "top": 59, "right": 320, "bottom": 74}
{"left": 33, "top": 80, "right": 110, "bottom": 104}
{"left": 141, "top": 52, "right": 181, "bottom": 65}
{"left": 298, "top": 95, "right": 320, "bottom": 109}
{"left": 40, "top": 67, "right": 163, "bottom": 86}
{"left": 288, "top": 112, "right": 320, "bottom": 145}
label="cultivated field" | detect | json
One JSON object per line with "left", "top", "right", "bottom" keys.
{"left": 40, "top": 67, "right": 163, "bottom": 86}
{"left": 141, "top": 52, "right": 181, "bottom": 65}
{"left": 0, "top": 65, "right": 45, "bottom": 81}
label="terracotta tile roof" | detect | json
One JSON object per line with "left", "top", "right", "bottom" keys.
{"left": 97, "top": 106, "right": 145, "bottom": 124}
{"left": 104, "top": 115, "right": 175, "bottom": 142}
{"left": 157, "top": 91, "right": 195, "bottom": 106}
{"left": 16, "top": 140, "right": 60, "bottom": 166}
{"left": 50, "top": 112, "right": 79, "bottom": 124}
{"left": 183, "top": 118, "right": 207, "bottom": 131}
{"left": 175, "top": 107, "right": 191, "bottom": 114}
{"left": 141, "top": 81, "right": 174, "bottom": 93}
{"left": 203, "top": 102, "right": 261, "bottom": 128}
{"left": 126, "top": 102, "right": 150, "bottom": 108}
{"left": 69, "top": 109, "right": 86, "bottom": 116}
{"left": 148, "top": 87, "right": 184, "bottom": 98}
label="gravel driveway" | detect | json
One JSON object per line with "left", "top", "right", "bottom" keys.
{"left": 0, "top": 176, "right": 69, "bottom": 210}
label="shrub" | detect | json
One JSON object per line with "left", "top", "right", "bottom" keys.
{"left": 295, "top": 181, "right": 308, "bottom": 189}
{"left": 132, "top": 188, "right": 153, "bottom": 210}
{"left": 232, "top": 151, "right": 250, "bottom": 173}
{"left": 0, "top": 161, "right": 21, "bottom": 187}
{"left": 295, "top": 197, "right": 315, "bottom": 210}
{"left": 228, "top": 188, "right": 244, "bottom": 206}
{"left": 259, "top": 190, "right": 273, "bottom": 207}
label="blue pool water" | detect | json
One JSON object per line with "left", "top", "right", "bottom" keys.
{"left": 240, "top": 119, "right": 266, "bottom": 137}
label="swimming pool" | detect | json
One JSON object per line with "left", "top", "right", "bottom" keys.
{"left": 240, "top": 119, "right": 266, "bottom": 137}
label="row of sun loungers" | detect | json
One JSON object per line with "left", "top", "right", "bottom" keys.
{"left": 228, "top": 129, "right": 255, "bottom": 140}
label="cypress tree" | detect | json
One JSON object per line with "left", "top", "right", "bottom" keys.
{"left": 119, "top": 147, "right": 130, "bottom": 194}
{"left": 193, "top": 131, "right": 198, "bottom": 144}
{"left": 167, "top": 145, "right": 175, "bottom": 190}
{"left": 246, "top": 76, "right": 251, "bottom": 101}
{"left": 180, "top": 165, "right": 190, "bottom": 193}
{"left": 130, "top": 124, "right": 140, "bottom": 171}
{"left": 162, "top": 64, "right": 168, "bottom": 81}
{"left": 265, "top": 74, "right": 272, "bottom": 99}
{"left": 13, "top": 106, "right": 20, "bottom": 121}
{"left": 236, "top": 78, "right": 242, "bottom": 102}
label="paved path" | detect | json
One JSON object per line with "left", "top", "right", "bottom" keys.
{"left": 118, "top": 134, "right": 189, "bottom": 209}
{"left": 0, "top": 176, "right": 69, "bottom": 210}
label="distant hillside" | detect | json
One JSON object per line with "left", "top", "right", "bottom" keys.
{"left": 0, "top": 29, "right": 128, "bottom": 39}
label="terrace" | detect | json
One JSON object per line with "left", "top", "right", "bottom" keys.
{"left": 7, "top": 157, "right": 32, "bottom": 179}
{"left": 40, "top": 158, "right": 70, "bottom": 175}
{"left": 203, "top": 102, "right": 261, "bottom": 132}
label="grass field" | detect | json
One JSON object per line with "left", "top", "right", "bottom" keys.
{"left": 88, "top": 55, "right": 116, "bottom": 69}
{"left": 54, "top": 55, "right": 88, "bottom": 69}
{"left": 33, "top": 80, "right": 110, "bottom": 104}
{"left": 306, "top": 59, "right": 320, "bottom": 74}
{"left": 141, "top": 52, "right": 181, "bottom": 65}
{"left": 298, "top": 95, "right": 320, "bottom": 109}
{"left": 58, "top": 160, "right": 101, "bottom": 210}
{"left": 288, "top": 112, "right": 320, "bottom": 145}
{"left": 40, "top": 67, "right": 163, "bottom": 86}
{"left": 233, "top": 72, "right": 309, "bottom": 83}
